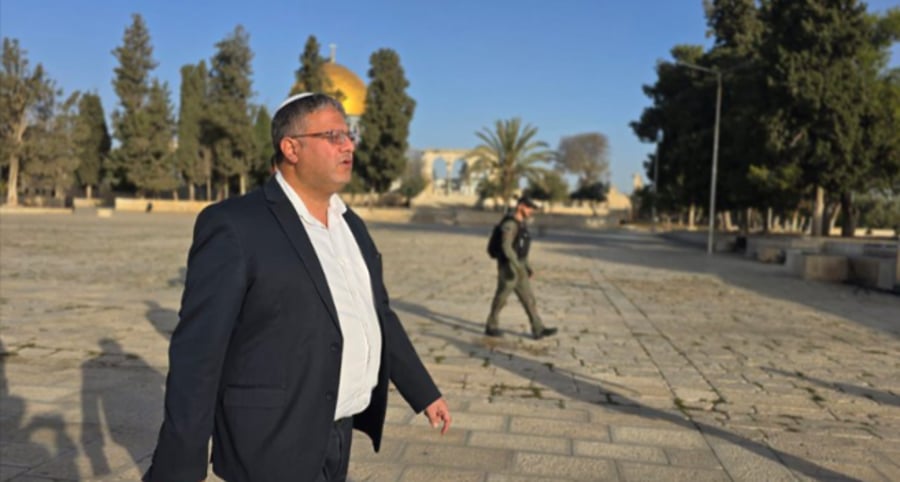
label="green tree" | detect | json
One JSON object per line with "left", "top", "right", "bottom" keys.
{"left": 841, "top": 9, "right": 900, "bottom": 235}
{"left": 856, "top": 190, "right": 900, "bottom": 233}
{"left": 250, "top": 105, "right": 273, "bottom": 187}
{"left": 631, "top": 45, "right": 712, "bottom": 225}
{"left": 470, "top": 118, "right": 553, "bottom": 208}
{"left": 554, "top": 132, "right": 609, "bottom": 186}
{"left": 397, "top": 172, "right": 426, "bottom": 208}
{"left": 341, "top": 172, "right": 367, "bottom": 198}
{"left": 22, "top": 92, "right": 81, "bottom": 200}
{"left": 871, "top": 67, "right": 900, "bottom": 192}
{"left": 633, "top": 1, "right": 898, "bottom": 236}
{"left": 110, "top": 14, "right": 158, "bottom": 193}
{"left": 74, "top": 92, "right": 111, "bottom": 199}
{"left": 761, "top": 0, "right": 886, "bottom": 236}
{"left": 207, "top": 25, "right": 255, "bottom": 197}
{"left": 0, "top": 38, "right": 56, "bottom": 206}
{"left": 704, "top": 0, "right": 775, "bottom": 231}
{"left": 176, "top": 61, "right": 210, "bottom": 200}
{"left": 570, "top": 181, "right": 608, "bottom": 217}
{"left": 355, "top": 49, "right": 416, "bottom": 194}
{"left": 704, "top": 0, "right": 764, "bottom": 56}
{"left": 475, "top": 178, "right": 502, "bottom": 210}
{"left": 289, "top": 35, "right": 342, "bottom": 100}
{"left": 527, "top": 170, "right": 570, "bottom": 210}
{"left": 132, "top": 79, "right": 177, "bottom": 195}
{"left": 292, "top": 35, "right": 326, "bottom": 94}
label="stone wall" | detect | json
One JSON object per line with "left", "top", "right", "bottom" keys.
{"left": 114, "top": 198, "right": 211, "bottom": 213}
{"left": 746, "top": 234, "right": 898, "bottom": 292}
{"left": 896, "top": 252, "right": 900, "bottom": 293}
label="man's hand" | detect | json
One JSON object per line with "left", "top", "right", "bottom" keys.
{"left": 423, "top": 398, "right": 451, "bottom": 435}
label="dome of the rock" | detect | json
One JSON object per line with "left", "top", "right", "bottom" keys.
{"left": 321, "top": 62, "right": 366, "bottom": 117}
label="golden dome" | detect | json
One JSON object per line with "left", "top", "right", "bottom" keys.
{"left": 321, "top": 62, "right": 366, "bottom": 117}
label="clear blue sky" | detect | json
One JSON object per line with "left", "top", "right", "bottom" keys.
{"left": 2, "top": 0, "right": 897, "bottom": 194}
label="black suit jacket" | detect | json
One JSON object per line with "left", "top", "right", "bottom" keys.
{"left": 145, "top": 178, "right": 441, "bottom": 482}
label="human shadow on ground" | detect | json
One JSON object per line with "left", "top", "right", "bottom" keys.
{"left": 145, "top": 300, "right": 179, "bottom": 339}
{"left": 394, "top": 302, "right": 864, "bottom": 482}
{"left": 167, "top": 266, "right": 187, "bottom": 288}
{"left": 762, "top": 367, "right": 900, "bottom": 408}
{"left": 392, "top": 299, "right": 533, "bottom": 340}
{"left": 80, "top": 338, "right": 165, "bottom": 478}
{"left": 0, "top": 338, "right": 78, "bottom": 479}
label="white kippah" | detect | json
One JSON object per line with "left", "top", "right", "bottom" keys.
{"left": 275, "top": 92, "right": 315, "bottom": 117}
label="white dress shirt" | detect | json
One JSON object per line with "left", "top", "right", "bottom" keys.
{"left": 275, "top": 170, "right": 383, "bottom": 420}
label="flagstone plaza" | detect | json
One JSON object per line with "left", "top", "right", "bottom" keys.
{"left": 1, "top": 212, "right": 899, "bottom": 481}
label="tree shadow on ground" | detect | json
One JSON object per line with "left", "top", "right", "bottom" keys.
{"left": 393, "top": 302, "right": 864, "bottom": 482}
{"left": 371, "top": 222, "right": 899, "bottom": 339}
{"left": 533, "top": 228, "right": 899, "bottom": 339}
{"left": 762, "top": 367, "right": 900, "bottom": 408}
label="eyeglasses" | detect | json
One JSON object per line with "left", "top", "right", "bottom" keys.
{"left": 288, "top": 130, "right": 357, "bottom": 146}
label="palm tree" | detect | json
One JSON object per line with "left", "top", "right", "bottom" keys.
{"left": 469, "top": 118, "right": 554, "bottom": 208}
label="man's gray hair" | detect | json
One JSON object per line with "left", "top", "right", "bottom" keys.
{"left": 270, "top": 93, "right": 346, "bottom": 165}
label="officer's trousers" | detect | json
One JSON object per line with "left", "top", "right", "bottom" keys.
{"left": 485, "top": 261, "right": 544, "bottom": 335}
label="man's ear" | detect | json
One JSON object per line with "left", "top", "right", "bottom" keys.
{"left": 279, "top": 137, "right": 300, "bottom": 164}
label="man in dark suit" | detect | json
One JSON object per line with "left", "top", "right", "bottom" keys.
{"left": 144, "top": 93, "right": 451, "bottom": 482}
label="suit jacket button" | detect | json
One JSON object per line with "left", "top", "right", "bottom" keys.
{"left": 325, "top": 392, "right": 334, "bottom": 401}
{"left": 330, "top": 343, "right": 340, "bottom": 352}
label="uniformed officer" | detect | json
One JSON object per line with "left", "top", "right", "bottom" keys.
{"left": 485, "top": 195, "right": 558, "bottom": 340}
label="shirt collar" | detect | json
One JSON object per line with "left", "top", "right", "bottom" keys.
{"left": 274, "top": 169, "right": 347, "bottom": 226}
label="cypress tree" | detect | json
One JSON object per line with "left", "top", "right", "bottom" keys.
{"left": 207, "top": 25, "right": 255, "bottom": 197}
{"left": 290, "top": 35, "right": 343, "bottom": 101}
{"left": 177, "top": 61, "right": 209, "bottom": 200}
{"left": 110, "top": 13, "right": 160, "bottom": 193}
{"left": 250, "top": 105, "right": 273, "bottom": 187}
{"left": 355, "top": 49, "right": 416, "bottom": 194}
{"left": 139, "top": 79, "right": 178, "bottom": 195}
{"left": 291, "top": 35, "right": 327, "bottom": 94}
{"left": 74, "top": 92, "right": 111, "bottom": 199}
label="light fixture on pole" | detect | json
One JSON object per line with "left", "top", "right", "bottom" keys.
{"left": 676, "top": 61, "right": 722, "bottom": 255}
{"left": 652, "top": 138, "right": 660, "bottom": 232}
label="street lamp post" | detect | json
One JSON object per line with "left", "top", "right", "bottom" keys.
{"left": 710, "top": 71, "right": 722, "bottom": 255}
{"left": 652, "top": 147, "right": 658, "bottom": 232}
{"left": 677, "top": 61, "right": 723, "bottom": 255}
{"left": 652, "top": 140, "right": 660, "bottom": 232}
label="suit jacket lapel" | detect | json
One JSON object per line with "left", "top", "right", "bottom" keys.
{"left": 343, "top": 209, "right": 379, "bottom": 284}
{"left": 343, "top": 209, "right": 374, "bottom": 265}
{"left": 264, "top": 177, "right": 340, "bottom": 330}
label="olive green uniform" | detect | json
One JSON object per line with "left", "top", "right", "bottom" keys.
{"left": 485, "top": 218, "right": 546, "bottom": 335}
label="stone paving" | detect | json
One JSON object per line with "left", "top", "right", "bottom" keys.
{"left": 1, "top": 212, "right": 899, "bottom": 482}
